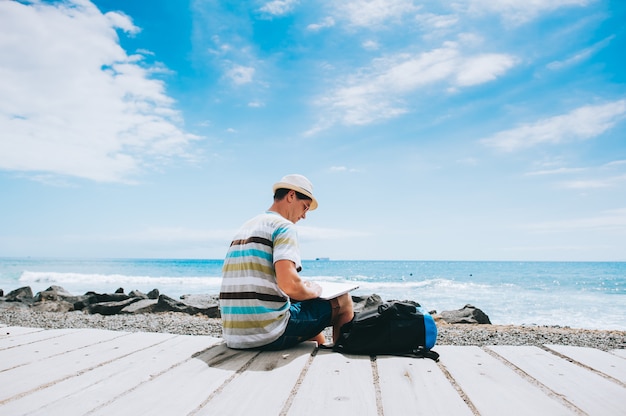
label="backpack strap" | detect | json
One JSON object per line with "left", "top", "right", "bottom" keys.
{"left": 375, "top": 347, "right": 440, "bottom": 361}
{"left": 408, "top": 348, "right": 440, "bottom": 361}
{"left": 321, "top": 344, "right": 440, "bottom": 362}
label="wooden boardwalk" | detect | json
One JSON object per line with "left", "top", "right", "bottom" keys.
{"left": 0, "top": 325, "right": 624, "bottom": 415}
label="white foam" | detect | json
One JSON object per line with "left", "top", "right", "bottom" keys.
{"left": 18, "top": 271, "right": 222, "bottom": 298}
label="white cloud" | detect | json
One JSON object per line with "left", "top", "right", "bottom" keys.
{"left": 481, "top": 100, "right": 626, "bottom": 152}
{"left": 0, "top": 0, "right": 200, "bottom": 183}
{"left": 307, "top": 16, "right": 335, "bottom": 31}
{"left": 524, "top": 208, "right": 626, "bottom": 233}
{"left": 455, "top": 53, "right": 518, "bottom": 86}
{"left": 559, "top": 174, "right": 626, "bottom": 190}
{"left": 259, "top": 0, "right": 299, "bottom": 16}
{"left": 329, "top": 166, "right": 360, "bottom": 173}
{"left": 361, "top": 40, "right": 380, "bottom": 50}
{"left": 525, "top": 167, "right": 586, "bottom": 176}
{"left": 311, "top": 42, "right": 515, "bottom": 129}
{"left": 415, "top": 12, "right": 459, "bottom": 31}
{"left": 463, "top": 0, "right": 593, "bottom": 25}
{"left": 547, "top": 35, "right": 615, "bottom": 71}
{"left": 226, "top": 64, "right": 255, "bottom": 85}
{"left": 104, "top": 10, "right": 140, "bottom": 34}
{"left": 335, "top": 0, "right": 421, "bottom": 27}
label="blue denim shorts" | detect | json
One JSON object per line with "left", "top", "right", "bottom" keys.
{"left": 260, "top": 298, "right": 332, "bottom": 351}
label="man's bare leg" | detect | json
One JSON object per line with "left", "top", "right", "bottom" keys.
{"left": 310, "top": 332, "right": 326, "bottom": 345}
{"left": 331, "top": 293, "right": 354, "bottom": 343}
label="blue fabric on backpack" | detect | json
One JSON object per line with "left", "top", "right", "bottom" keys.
{"left": 417, "top": 305, "right": 438, "bottom": 349}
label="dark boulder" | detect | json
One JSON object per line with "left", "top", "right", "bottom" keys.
{"left": 121, "top": 299, "right": 158, "bottom": 314}
{"left": 440, "top": 304, "right": 491, "bottom": 324}
{"left": 5, "top": 286, "right": 34, "bottom": 303}
{"left": 128, "top": 290, "right": 148, "bottom": 299}
{"left": 179, "top": 294, "right": 221, "bottom": 318}
{"left": 84, "top": 292, "right": 131, "bottom": 303}
{"left": 152, "top": 295, "right": 220, "bottom": 317}
{"left": 87, "top": 298, "right": 142, "bottom": 315}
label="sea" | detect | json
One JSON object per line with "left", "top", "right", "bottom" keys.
{"left": 0, "top": 258, "right": 624, "bottom": 331}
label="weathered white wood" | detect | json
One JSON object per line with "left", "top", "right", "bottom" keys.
{"left": 545, "top": 344, "right": 626, "bottom": 384}
{"left": 489, "top": 345, "right": 626, "bottom": 416}
{"left": 195, "top": 342, "right": 316, "bottom": 415}
{"left": 611, "top": 349, "right": 626, "bottom": 359}
{"left": 437, "top": 345, "right": 573, "bottom": 416}
{"left": 0, "top": 326, "right": 44, "bottom": 338}
{"left": 0, "top": 328, "right": 78, "bottom": 351}
{"left": 0, "top": 334, "right": 220, "bottom": 416}
{"left": 0, "top": 328, "right": 126, "bottom": 371}
{"left": 0, "top": 331, "right": 171, "bottom": 403}
{"left": 287, "top": 350, "right": 378, "bottom": 415}
{"left": 89, "top": 343, "right": 258, "bottom": 415}
{"left": 376, "top": 355, "right": 473, "bottom": 416}
{"left": 2, "top": 327, "right": 624, "bottom": 416}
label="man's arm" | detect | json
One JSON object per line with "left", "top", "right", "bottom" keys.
{"left": 275, "top": 259, "right": 322, "bottom": 301}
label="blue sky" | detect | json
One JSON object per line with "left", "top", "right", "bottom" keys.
{"left": 1, "top": 0, "right": 625, "bottom": 261}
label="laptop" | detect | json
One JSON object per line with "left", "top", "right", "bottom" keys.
{"left": 316, "top": 281, "right": 360, "bottom": 300}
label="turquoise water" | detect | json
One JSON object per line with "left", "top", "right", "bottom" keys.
{"left": 1, "top": 258, "right": 624, "bottom": 330}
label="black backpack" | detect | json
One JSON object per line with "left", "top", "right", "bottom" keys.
{"left": 332, "top": 301, "right": 439, "bottom": 361}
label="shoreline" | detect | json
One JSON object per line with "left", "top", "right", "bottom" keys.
{"left": 1, "top": 308, "right": 624, "bottom": 351}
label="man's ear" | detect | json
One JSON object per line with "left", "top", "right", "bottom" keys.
{"left": 287, "top": 190, "right": 296, "bottom": 202}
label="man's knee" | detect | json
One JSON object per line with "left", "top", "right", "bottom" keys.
{"left": 330, "top": 293, "right": 354, "bottom": 323}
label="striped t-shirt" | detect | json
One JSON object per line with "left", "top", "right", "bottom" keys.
{"left": 219, "top": 211, "right": 301, "bottom": 349}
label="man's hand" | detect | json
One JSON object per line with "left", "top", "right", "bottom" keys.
{"left": 275, "top": 260, "right": 322, "bottom": 300}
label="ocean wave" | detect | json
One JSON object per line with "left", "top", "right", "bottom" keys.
{"left": 307, "top": 276, "right": 497, "bottom": 291}
{"left": 19, "top": 271, "right": 222, "bottom": 288}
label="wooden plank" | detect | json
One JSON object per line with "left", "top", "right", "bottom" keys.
{"left": 287, "top": 350, "right": 378, "bottom": 415}
{"left": 195, "top": 343, "right": 316, "bottom": 415}
{"left": 0, "top": 334, "right": 221, "bottom": 416}
{"left": 545, "top": 344, "right": 626, "bottom": 384}
{"left": 0, "top": 328, "right": 79, "bottom": 351}
{"left": 376, "top": 355, "right": 473, "bottom": 416}
{"left": 436, "top": 346, "right": 573, "bottom": 416}
{"left": 489, "top": 345, "right": 626, "bottom": 416}
{"left": 89, "top": 343, "right": 258, "bottom": 415}
{"left": 0, "top": 326, "right": 45, "bottom": 338}
{"left": 612, "top": 349, "right": 626, "bottom": 359}
{"left": 0, "top": 330, "right": 172, "bottom": 403}
{"left": 0, "top": 328, "right": 127, "bottom": 371}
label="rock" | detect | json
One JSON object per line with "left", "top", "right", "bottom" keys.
{"left": 153, "top": 295, "right": 195, "bottom": 314}
{"left": 5, "top": 287, "right": 34, "bottom": 303}
{"left": 31, "top": 300, "right": 75, "bottom": 313}
{"left": 32, "top": 286, "right": 93, "bottom": 313}
{"left": 440, "top": 304, "right": 491, "bottom": 324}
{"left": 87, "top": 298, "right": 142, "bottom": 315}
{"left": 34, "top": 285, "right": 74, "bottom": 300}
{"left": 128, "top": 290, "right": 148, "bottom": 299}
{"left": 0, "top": 289, "right": 4, "bottom": 297}
{"left": 85, "top": 292, "right": 131, "bottom": 303}
{"left": 115, "top": 287, "right": 125, "bottom": 294}
{"left": 179, "top": 294, "right": 221, "bottom": 318}
{"left": 121, "top": 299, "right": 158, "bottom": 314}
{"left": 0, "top": 300, "right": 30, "bottom": 311}
{"left": 147, "top": 289, "right": 159, "bottom": 299}
{"left": 150, "top": 295, "right": 220, "bottom": 317}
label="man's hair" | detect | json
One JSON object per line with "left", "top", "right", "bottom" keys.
{"left": 274, "top": 188, "right": 312, "bottom": 202}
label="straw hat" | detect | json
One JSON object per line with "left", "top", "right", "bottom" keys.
{"left": 272, "top": 174, "right": 318, "bottom": 210}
